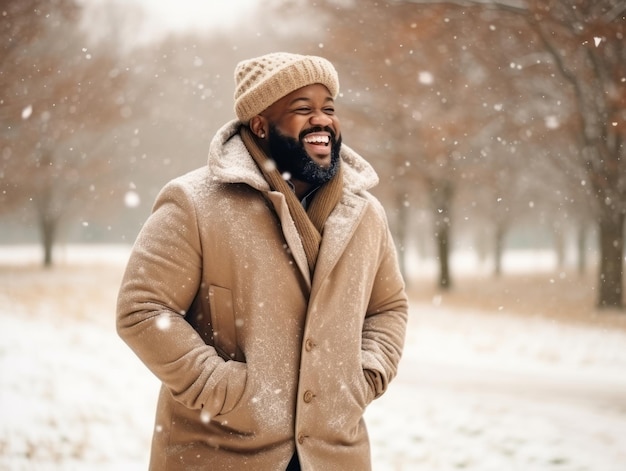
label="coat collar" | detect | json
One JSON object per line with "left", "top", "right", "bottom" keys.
{"left": 207, "top": 120, "right": 380, "bottom": 195}
{"left": 207, "top": 120, "right": 379, "bottom": 288}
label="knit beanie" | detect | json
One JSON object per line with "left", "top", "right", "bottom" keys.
{"left": 234, "top": 52, "right": 339, "bottom": 123}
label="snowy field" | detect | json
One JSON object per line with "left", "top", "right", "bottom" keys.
{"left": 1, "top": 245, "right": 626, "bottom": 470}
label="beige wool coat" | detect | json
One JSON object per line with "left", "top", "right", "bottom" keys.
{"left": 116, "top": 120, "right": 408, "bottom": 471}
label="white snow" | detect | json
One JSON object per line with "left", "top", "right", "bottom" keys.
{"left": 21, "top": 105, "right": 33, "bottom": 120}
{"left": 1, "top": 245, "right": 625, "bottom": 470}
{"left": 124, "top": 190, "right": 141, "bottom": 208}
{"left": 367, "top": 306, "right": 626, "bottom": 470}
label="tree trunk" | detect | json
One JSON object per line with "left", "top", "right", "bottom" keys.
{"left": 394, "top": 190, "right": 410, "bottom": 282}
{"left": 493, "top": 223, "right": 505, "bottom": 277}
{"left": 40, "top": 213, "right": 57, "bottom": 268}
{"left": 554, "top": 227, "right": 566, "bottom": 270}
{"left": 597, "top": 213, "right": 624, "bottom": 309}
{"left": 430, "top": 178, "right": 454, "bottom": 290}
{"left": 436, "top": 222, "right": 451, "bottom": 289}
{"left": 577, "top": 223, "right": 587, "bottom": 275}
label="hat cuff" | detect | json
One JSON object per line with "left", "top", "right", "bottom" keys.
{"left": 235, "top": 58, "right": 338, "bottom": 123}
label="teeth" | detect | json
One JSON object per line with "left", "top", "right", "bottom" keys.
{"left": 304, "top": 135, "right": 330, "bottom": 144}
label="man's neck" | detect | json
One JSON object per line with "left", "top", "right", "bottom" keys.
{"left": 291, "top": 180, "right": 313, "bottom": 200}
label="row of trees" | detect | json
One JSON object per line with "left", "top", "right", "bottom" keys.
{"left": 1, "top": 0, "right": 624, "bottom": 309}
{"left": 276, "top": 0, "right": 625, "bottom": 308}
{"left": 1, "top": 0, "right": 279, "bottom": 260}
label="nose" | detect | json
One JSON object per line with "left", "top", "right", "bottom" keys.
{"left": 309, "top": 110, "right": 333, "bottom": 127}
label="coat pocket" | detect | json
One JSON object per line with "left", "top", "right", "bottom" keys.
{"left": 208, "top": 285, "right": 243, "bottom": 362}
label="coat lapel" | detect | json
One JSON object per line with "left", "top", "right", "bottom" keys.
{"left": 311, "top": 193, "right": 367, "bottom": 292}
{"left": 265, "top": 191, "right": 367, "bottom": 294}
{"left": 266, "top": 191, "right": 312, "bottom": 288}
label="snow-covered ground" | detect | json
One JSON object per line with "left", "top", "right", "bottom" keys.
{"left": 1, "top": 245, "right": 625, "bottom": 470}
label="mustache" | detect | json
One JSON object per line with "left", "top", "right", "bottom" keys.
{"left": 298, "top": 126, "right": 337, "bottom": 143}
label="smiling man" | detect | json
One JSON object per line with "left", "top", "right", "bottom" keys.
{"left": 117, "top": 52, "right": 408, "bottom": 471}
{"left": 255, "top": 83, "right": 341, "bottom": 192}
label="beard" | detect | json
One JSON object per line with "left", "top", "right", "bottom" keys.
{"left": 267, "top": 124, "right": 342, "bottom": 186}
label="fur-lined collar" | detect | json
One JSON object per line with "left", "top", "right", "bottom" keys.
{"left": 207, "top": 120, "right": 379, "bottom": 194}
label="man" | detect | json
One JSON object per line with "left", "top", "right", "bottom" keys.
{"left": 116, "top": 52, "right": 408, "bottom": 471}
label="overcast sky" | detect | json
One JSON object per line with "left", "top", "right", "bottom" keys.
{"left": 80, "top": 0, "right": 259, "bottom": 42}
{"left": 130, "top": 0, "right": 258, "bottom": 33}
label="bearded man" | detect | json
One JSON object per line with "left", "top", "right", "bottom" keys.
{"left": 117, "top": 52, "right": 408, "bottom": 471}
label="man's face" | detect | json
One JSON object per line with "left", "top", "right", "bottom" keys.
{"left": 267, "top": 124, "right": 342, "bottom": 186}
{"left": 261, "top": 84, "right": 342, "bottom": 185}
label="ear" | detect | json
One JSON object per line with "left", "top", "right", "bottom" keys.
{"left": 249, "top": 115, "right": 268, "bottom": 139}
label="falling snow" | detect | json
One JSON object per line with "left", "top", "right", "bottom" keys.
{"left": 124, "top": 190, "right": 141, "bottom": 208}
{"left": 418, "top": 71, "right": 434, "bottom": 85}
{"left": 21, "top": 105, "right": 33, "bottom": 120}
{"left": 156, "top": 314, "right": 171, "bottom": 330}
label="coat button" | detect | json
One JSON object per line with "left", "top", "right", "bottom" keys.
{"left": 304, "top": 338, "right": 315, "bottom": 351}
{"left": 303, "top": 390, "right": 315, "bottom": 403}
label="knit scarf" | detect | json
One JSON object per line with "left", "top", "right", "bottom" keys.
{"left": 240, "top": 127, "right": 343, "bottom": 275}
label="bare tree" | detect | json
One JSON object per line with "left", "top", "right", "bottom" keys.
{"left": 273, "top": 0, "right": 624, "bottom": 310}
{"left": 1, "top": 0, "right": 131, "bottom": 266}
{"left": 285, "top": 1, "right": 563, "bottom": 288}
{"left": 401, "top": 0, "right": 626, "bottom": 306}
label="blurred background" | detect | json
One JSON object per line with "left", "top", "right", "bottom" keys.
{"left": 1, "top": 1, "right": 626, "bottom": 469}
{"left": 1, "top": 0, "right": 625, "bottom": 308}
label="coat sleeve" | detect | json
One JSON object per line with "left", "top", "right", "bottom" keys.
{"left": 361, "top": 205, "right": 409, "bottom": 400}
{"left": 116, "top": 179, "right": 246, "bottom": 416}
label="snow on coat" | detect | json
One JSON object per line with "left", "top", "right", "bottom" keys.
{"left": 116, "top": 120, "right": 409, "bottom": 471}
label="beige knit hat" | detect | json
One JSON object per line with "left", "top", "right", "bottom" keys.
{"left": 234, "top": 52, "right": 339, "bottom": 123}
